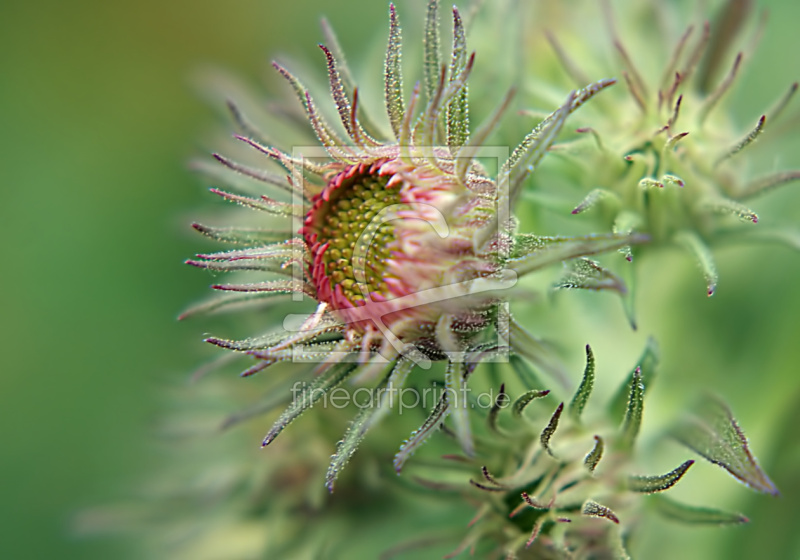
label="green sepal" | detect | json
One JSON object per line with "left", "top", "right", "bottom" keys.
{"left": 609, "top": 337, "right": 659, "bottom": 419}
{"left": 540, "top": 402, "right": 564, "bottom": 457}
{"left": 650, "top": 495, "right": 749, "bottom": 525}
{"left": 584, "top": 435, "right": 604, "bottom": 473}
{"left": 671, "top": 394, "right": 779, "bottom": 495}
{"left": 261, "top": 360, "right": 358, "bottom": 446}
{"left": 568, "top": 344, "right": 595, "bottom": 420}
{"left": 628, "top": 460, "right": 694, "bottom": 493}
{"left": 326, "top": 358, "right": 414, "bottom": 491}
{"left": 618, "top": 367, "right": 644, "bottom": 449}
{"left": 512, "top": 389, "right": 551, "bottom": 417}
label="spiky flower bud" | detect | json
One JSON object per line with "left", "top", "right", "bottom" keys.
{"left": 414, "top": 341, "right": 775, "bottom": 559}
{"left": 523, "top": 0, "right": 799, "bottom": 305}
{"left": 89, "top": 1, "right": 790, "bottom": 558}
{"left": 185, "top": 0, "right": 646, "bottom": 482}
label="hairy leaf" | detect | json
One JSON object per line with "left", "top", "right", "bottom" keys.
{"left": 651, "top": 495, "right": 749, "bottom": 525}
{"left": 512, "top": 389, "right": 551, "bottom": 416}
{"left": 326, "top": 358, "right": 414, "bottom": 491}
{"left": 569, "top": 344, "right": 595, "bottom": 420}
{"left": 582, "top": 500, "right": 619, "bottom": 524}
{"left": 584, "top": 435, "right": 604, "bottom": 473}
{"left": 262, "top": 361, "right": 358, "bottom": 446}
{"left": 628, "top": 460, "right": 694, "bottom": 493}
{"left": 609, "top": 336, "right": 659, "bottom": 418}
{"left": 541, "top": 402, "right": 564, "bottom": 457}
{"left": 619, "top": 367, "right": 644, "bottom": 449}
{"left": 672, "top": 394, "right": 779, "bottom": 495}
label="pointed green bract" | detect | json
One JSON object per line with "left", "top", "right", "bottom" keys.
{"left": 326, "top": 358, "right": 414, "bottom": 491}
{"left": 609, "top": 337, "right": 659, "bottom": 418}
{"left": 540, "top": 402, "right": 564, "bottom": 457}
{"left": 271, "top": 62, "right": 352, "bottom": 160}
{"left": 675, "top": 230, "right": 718, "bottom": 296}
{"left": 446, "top": 358, "right": 474, "bottom": 458}
{"left": 738, "top": 170, "right": 800, "bottom": 199}
{"left": 571, "top": 188, "right": 620, "bottom": 215}
{"left": 554, "top": 258, "right": 627, "bottom": 295}
{"left": 715, "top": 115, "right": 766, "bottom": 167}
{"left": 262, "top": 361, "right": 358, "bottom": 446}
{"left": 423, "top": 0, "right": 441, "bottom": 103}
{"left": 446, "top": 6, "right": 469, "bottom": 152}
{"left": 512, "top": 389, "right": 550, "bottom": 416}
{"left": 628, "top": 460, "right": 694, "bottom": 493}
{"left": 582, "top": 500, "right": 619, "bottom": 524}
{"left": 321, "top": 18, "right": 383, "bottom": 139}
{"left": 698, "top": 196, "right": 758, "bottom": 224}
{"left": 179, "top": 291, "right": 290, "bottom": 321}
{"left": 568, "top": 344, "right": 595, "bottom": 420}
{"left": 394, "top": 390, "right": 450, "bottom": 473}
{"left": 619, "top": 368, "right": 644, "bottom": 449}
{"left": 211, "top": 152, "right": 295, "bottom": 192}
{"left": 651, "top": 495, "right": 749, "bottom": 525}
{"left": 505, "top": 79, "right": 616, "bottom": 201}
{"left": 455, "top": 87, "right": 515, "bottom": 183}
{"left": 191, "top": 223, "right": 294, "bottom": 245}
{"left": 672, "top": 394, "right": 779, "bottom": 495}
{"left": 584, "top": 435, "right": 604, "bottom": 473}
{"left": 384, "top": 4, "right": 405, "bottom": 140}
{"left": 508, "top": 232, "right": 649, "bottom": 276}
{"left": 209, "top": 187, "right": 299, "bottom": 217}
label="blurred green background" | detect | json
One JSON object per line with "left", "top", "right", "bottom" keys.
{"left": 1, "top": 0, "right": 798, "bottom": 559}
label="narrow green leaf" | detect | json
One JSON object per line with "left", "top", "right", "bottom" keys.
{"left": 628, "top": 460, "right": 694, "bottom": 493}
{"left": 262, "top": 360, "right": 358, "bottom": 446}
{"left": 178, "top": 291, "right": 290, "bottom": 321}
{"left": 672, "top": 394, "right": 779, "bottom": 495}
{"left": 569, "top": 345, "right": 595, "bottom": 420}
{"left": 609, "top": 336, "right": 659, "bottom": 418}
{"left": 393, "top": 390, "right": 450, "bottom": 473}
{"left": 571, "top": 188, "right": 620, "bottom": 215}
{"left": 650, "top": 495, "right": 749, "bottom": 525}
{"left": 582, "top": 500, "right": 619, "bottom": 524}
{"left": 508, "top": 232, "right": 650, "bottom": 277}
{"left": 584, "top": 435, "right": 604, "bottom": 473}
{"left": 446, "top": 358, "right": 473, "bottom": 457}
{"left": 698, "top": 196, "right": 759, "bottom": 224}
{"left": 211, "top": 152, "right": 293, "bottom": 193}
{"left": 505, "top": 79, "right": 616, "bottom": 201}
{"left": 512, "top": 389, "right": 550, "bottom": 416}
{"left": 612, "top": 210, "right": 643, "bottom": 262}
{"left": 509, "top": 354, "right": 543, "bottom": 390}
{"left": 738, "top": 170, "right": 800, "bottom": 200}
{"left": 271, "top": 62, "right": 351, "bottom": 160}
{"left": 619, "top": 367, "right": 644, "bottom": 449}
{"left": 423, "top": 0, "right": 441, "bottom": 103}
{"left": 384, "top": 4, "right": 405, "bottom": 140}
{"left": 191, "top": 223, "right": 294, "bottom": 245}
{"left": 715, "top": 115, "right": 766, "bottom": 167}
{"left": 208, "top": 187, "right": 298, "bottom": 217}
{"left": 446, "top": 6, "right": 469, "bottom": 152}
{"left": 554, "top": 259, "right": 627, "bottom": 295}
{"left": 455, "top": 87, "right": 515, "bottom": 183}
{"left": 326, "top": 358, "right": 414, "bottom": 491}
{"left": 675, "top": 230, "right": 719, "bottom": 296}
{"left": 540, "top": 402, "right": 564, "bottom": 457}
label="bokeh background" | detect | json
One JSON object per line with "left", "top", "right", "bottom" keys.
{"left": 1, "top": 0, "right": 798, "bottom": 558}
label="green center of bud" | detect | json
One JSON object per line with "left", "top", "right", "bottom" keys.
{"left": 315, "top": 173, "right": 402, "bottom": 305}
